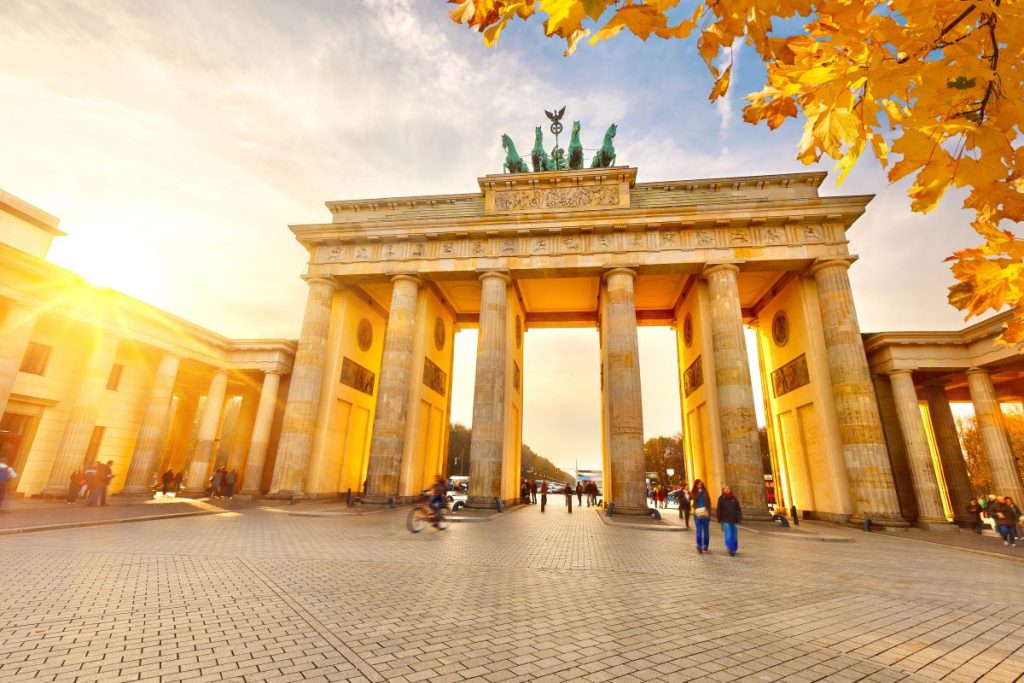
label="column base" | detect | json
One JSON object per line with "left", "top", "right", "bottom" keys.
{"left": 36, "top": 487, "right": 73, "bottom": 499}
{"left": 464, "top": 496, "right": 501, "bottom": 510}
{"left": 180, "top": 488, "right": 213, "bottom": 499}
{"left": 914, "top": 520, "right": 958, "bottom": 532}
{"left": 114, "top": 488, "right": 156, "bottom": 498}
{"left": 263, "top": 490, "right": 305, "bottom": 501}
{"left": 362, "top": 494, "right": 400, "bottom": 505}
{"left": 741, "top": 509, "right": 775, "bottom": 522}
{"left": 850, "top": 514, "right": 910, "bottom": 529}
{"left": 609, "top": 505, "right": 653, "bottom": 516}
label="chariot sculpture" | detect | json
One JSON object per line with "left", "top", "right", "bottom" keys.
{"left": 501, "top": 108, "right": 617, "bottom": 174}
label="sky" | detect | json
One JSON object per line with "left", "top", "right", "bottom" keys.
{"left": 0, "top": 0, "right": 985, "bottom": 471}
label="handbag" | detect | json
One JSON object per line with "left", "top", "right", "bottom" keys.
{"left": 695, "top": 506, "right": 709, "bottom": 519}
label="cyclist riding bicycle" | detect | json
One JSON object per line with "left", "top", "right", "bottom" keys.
{"left": 428, "top": 474, "right": 447, "bottom": 524}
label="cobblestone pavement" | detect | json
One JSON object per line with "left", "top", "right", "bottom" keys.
{"left": 1, "top": 503, "right": 1022, "bottom": 683}
{"left": 0, "top": 496, "right": 288, "bottom": 532}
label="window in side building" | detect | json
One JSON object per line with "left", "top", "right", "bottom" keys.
{"left": 82, "top": 426, "right": 105, "bottom": 467}
{"left": 106, "top": 364, "right": 124, "bottom": 391}
{"left": 19, "top": 342, "right": 52, "bottom": 376}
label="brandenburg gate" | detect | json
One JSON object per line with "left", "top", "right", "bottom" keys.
{"left": 265, "top": 162, "right": 910, "bottom": 525}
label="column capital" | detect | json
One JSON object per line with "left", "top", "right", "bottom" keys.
{"left": 702, "top": 262, "right": 741, "bottom": 278}
{"left": 886, "top": 368, "right": 916, "bottom": 378}
{"left": 965, "top": 366, "right": 990, "bottom": 377}
{"left": 390, "top": 273, "right": 422, "bottom": 287}
{"left": 477, "top": 271, "right": 511, "bottom": 284}
{"left": 302, "top": 274, "right": 337, "bottom": 290}
{"left": 809, "top": 256, "right": 857, "bottom": 276}
{"left": 602, "top": 267, "right": 638, "bottom": 282}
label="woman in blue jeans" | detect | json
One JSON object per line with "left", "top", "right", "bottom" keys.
{"left": 691, "top": 479, "right": 711, "bottom": 554}
{"left": 716, "top": 485, "right": 743, "bottom": 556}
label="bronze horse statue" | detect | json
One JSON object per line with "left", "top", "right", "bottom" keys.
{"left": 502, "top": 134, "right": 529, "bottom": 174}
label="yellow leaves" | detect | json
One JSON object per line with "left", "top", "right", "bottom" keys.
{"left": 590, "top": 3, "right": 700, "bottom": 46}
{"left": 709, "top": 64, "right": 732, "bottom": 100}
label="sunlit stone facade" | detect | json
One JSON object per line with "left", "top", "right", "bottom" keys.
{"left": 3, "top": 166, "right": 1022, "bottom": 525}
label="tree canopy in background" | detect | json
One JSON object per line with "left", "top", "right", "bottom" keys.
{"left": 448, "top": 0, "right": 1024, "bottom": 342}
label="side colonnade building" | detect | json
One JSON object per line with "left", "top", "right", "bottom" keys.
{"left": 0, "top": 190, "right": 294, "bottom": 498}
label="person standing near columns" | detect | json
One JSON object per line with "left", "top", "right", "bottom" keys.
{"left": 0, "top": 302, "right": 37, "bottom": 419}
{"left": 966, "top": 368, "right": 1024, "bottom": 503}
{"left": 120, "top": 353, "right": 180, "bottom": 495}
{"left": 887, "top": 370, "right": 949, "bottom": 527}
{"left": 41, "top": 335, "right": 120, "bottom": 497}
{"left": 924, "top": 383, "right": 974, "bottom": 525}
{"left": 238, "top": 371, "right": 281, "bottom": 496}
{"left": 267, "top": 276, "right": 336, "bottom": 497}
{"left": 183, "top": 369, "right": 228, "bottom": 495}
{"left": 466, "top": 272, "right": 510, "bottom": 509}
{"left": 811, "top": 259, "right": 906, "bottom": 526}
{"left": 703, "top": 264, "right": 770, "bottom": 520}
{"left": 364, "top": 275, "right": 422, "bottom": 503}
{"left": 601, "top": 268, "right": 649, "bottom": 515}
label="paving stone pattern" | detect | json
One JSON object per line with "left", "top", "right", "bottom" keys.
{"left": 0, "top": 504, "right": 1021, "bottom": 682}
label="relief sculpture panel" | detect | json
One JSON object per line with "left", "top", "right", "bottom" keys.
{"left": 493, "top": 185, "right": 619, "bottom": 213}
{"left": 341, "top": 357, "right": 375, "bottom": 396}
{"left": 684, "top": 355, "right": 704, "bottom": 397}
{"left": 771, "top": 354, "right": 810, "bottom": 398}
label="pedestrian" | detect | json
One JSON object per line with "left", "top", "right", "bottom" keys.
{"left": 716, "top": 484, "right": 742, "bottom": 556}
{"left": 99, "top": 460, "right": 114, "bottom": 506}
{"left": 692, "top": 479, "right": 710, "bottom": 554}
{"left": 965, "top": 498, "right": 983, "bottom": 534}
{"left": 657, "top": 485, "right": 667, "bottom": 509}
{"left": 530, "top": 479, "right": 538, "bottom": 504}
{"left": 990, "top": 497, "right": 1017, "bottom": 547}
{"left": 224, "top": 468, "right": 238, "bottom": 499}
{"left": 86, "top": 461, "right": 102, "bottom": 506}
{"left": 210, "top": 468, "right": 225, "bottom": 498}
{"left": 575, "top": 481, "right": 583, "bottom": 507}
{"left": 564, "top": 481, "right": 573, "bottom": 513}
{"left": 172, "top": 470, "right": 184, "bottom": 494}
{"left": 67, "top": 467, "right": 86, "bottom": 504}
{"left": 1005, "top": 496, "right": 1022, "bottom": 546}
{"left": 678, "top": 487, "right": 692, "bottom": 529}
{"left": 540, "top": 480, "right": 548, "bottom": 512}
{"left": 0, "top": 458, "right": 17, "bottom": 509}
{"left": 160, "top": 469, "right": 174, "bottom": 496}
{"left": 520, "top": 479, "right": 529, "bottom": 504}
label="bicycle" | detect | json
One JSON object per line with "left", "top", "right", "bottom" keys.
{"left": 406, "top": 492, "right": 450, "bottom": 533}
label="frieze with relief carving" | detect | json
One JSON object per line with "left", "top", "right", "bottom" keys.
{"left": 771, "top": 354, "right": 810, "bottom": 398}
{"left": 494, "top": 185, "right": 619, "bottom": 213}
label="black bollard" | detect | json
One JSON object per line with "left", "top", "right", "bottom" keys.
{"left": 606, "top": 502, "right": 615, "bottom": 517}
{"left": 862, "top": 518, "right": 872, "bottom": 532}
{"left": 387, "top": 497, "right": 395, "bottom": 509}
{"left": 495, "top": 497, "right": 504, "bottom": 513}
{"left": 346, "top": 488, "right": 352, "bottom": 507}
{"left": 790, "top": 504, "right": 799, "bottom": 526}
{"left": 541, "top": 493, "right": 546, "bottom": 512}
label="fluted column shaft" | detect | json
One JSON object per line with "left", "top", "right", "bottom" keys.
{"left": 924, "top": 384, "right": 973, "bottom": 523}
{"left": 704, "top": 264, "right": 770, "bottom": 520}
{"left": 888, "top": 371, "right": 947, "bottom": 523}
{"left": 184, "top": 369, "right": 228, "bottom": 492}
{"left": 812, "top": 260, "right": 905, "bottom": 524}
{"left": 601, "top": 268, "right": 648, "bottom": 514}
{"left": 365, "top": 275, "right": 422, "bottom": 502}
{"left": 0, "top": 303, "right": 37, "bottom": 419}
{"left": 239, "top": 371, "right": 281, "bottom": 496}
{"left": 120, "top": 354, "right": 180, "bottom": 494}
{"left": 466, "top": 272, "right": 509, "bottom": 509}
{"left": 268, "top": 276, "right": 336, "bottom": 495}
{"left": 41, "top": 335, "right": 121, "bottom": 495}
{"left": 966, "top": 369, "right": 1024, "bottom": 502}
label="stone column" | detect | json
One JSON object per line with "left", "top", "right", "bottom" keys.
{"left": 888, "top": 371, "right": 948, "bottom": 525}
{"left": 811, "top": 259, "right": 906, "bottom": 525}
{"left": 238, "top": 371, "right": 281, "bottom": 496}
{"left": 267, "top": 276, "right": 336, "bottom": 496}
{"left": 0, "top": 302, "right": 37, "bottom": 418}
{"left": 120, "top": 353, "right": 180, "bottom": 495}
{"left": 40, "top": 335, "right": 120, "bottom": 496}
{"left": 364, "top": 274, "right": 422, "bottom": 503}
{"left": 703, "top": 264, "right": 770, "bottom": 520}
{"left": 924, "top": 383, "right": 973, "bottom": 524}
{"left": 601, "top": 268, "right": 648, "bottom": 515}
{"left": 183, "top": 369, "right": 228, "bottom": 494}
{"left": 966, "top": 368, "right": 1024, "bottom": 502}
{"left": 465, "top": 272, "right": 510, "bottom": 509}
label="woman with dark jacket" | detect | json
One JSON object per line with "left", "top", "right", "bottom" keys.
{"left": 965, "top": 498, "right": 983, "bottom": 534}
{"left": 691, "top": 480, "right": 711, "bottom": 553}
{"left": 716, "top": 485, "right": 742, "bottom": 556}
